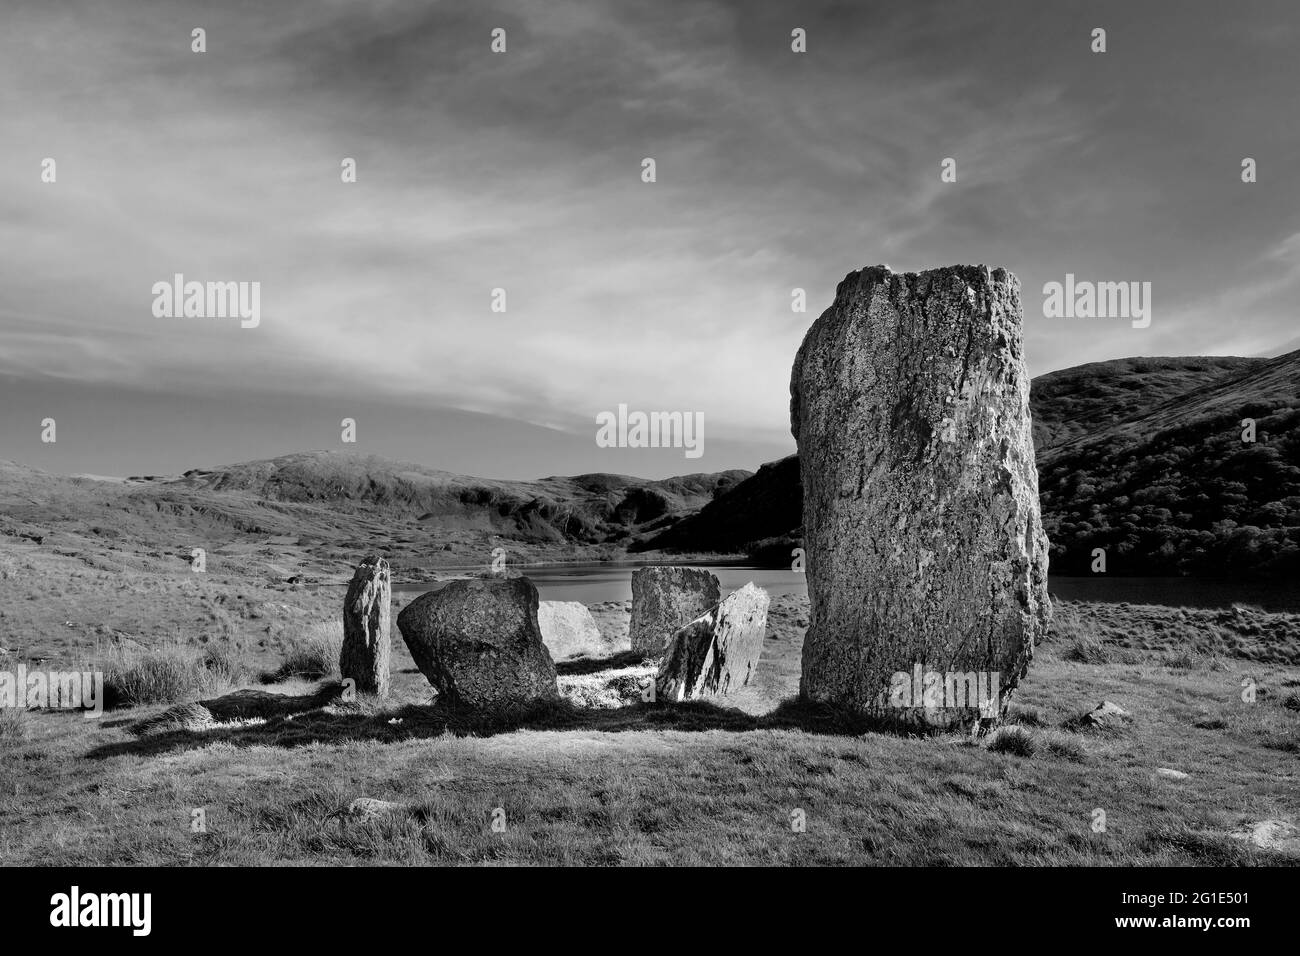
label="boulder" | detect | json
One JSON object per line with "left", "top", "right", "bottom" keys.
{"left": 629, "top": 566, "right": 722, "bottom": 656}
{"left": 538, "top": 601, "right": 616, "bottom": 660}
{"left": 790, "top": 265, "right": 1051, "bottom": 729}
{"left": 339, "top": 555, "right": 392, "bottom": 697}
{"left": 656, "top": 583, "right": 770, "bottom": 701}
{"left": 396, "top": 577, "right": 558, "bottom": 709}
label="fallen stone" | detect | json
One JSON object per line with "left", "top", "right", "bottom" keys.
{"left": 200, "top": 684, "right": 347, "bottom": 721}
{"left": 129, "top": 683, "right": 349, "bottom": 736}
{"left": 1155, "top": 768, "right": 1189, "bottom": 780}
{"left": 397, "top": 576, "right": 559, "bottom": 709}
{"left": 629, "top": 566, "right": 722, "bottom": 656}
{"left": 656, "top": 583, "right": 770, "bottom": 701}
{"left": 339, "top": 555, "right": 392, "bottom": 697}
{"left": 538, "top": 601, "right": 617, "bottom": 660}
{"left": 790, "top": 265, "right": 1051, "bottom": 729}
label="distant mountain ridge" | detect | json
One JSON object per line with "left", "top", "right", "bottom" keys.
{"left": 2, "top": 351, "right": 1297, "bottom": 579}
{"left": 640, "top": 350, "right": 1300, "bottom": 578}
{"left": 0, "top": 452, "right": 747, "bottom": 580}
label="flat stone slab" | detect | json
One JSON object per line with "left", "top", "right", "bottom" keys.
{"left": 538, "top": 601, "right": 618, "bottom": 660}
{"left": 656, "top": 583, "right": 770, "bottom": 701}
{"left": 630, "top": 566, "right": 721, "bottom": 656}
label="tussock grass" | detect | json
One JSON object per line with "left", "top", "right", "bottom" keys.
{"left": 102, "top": 642, "right": 245, "bottom": 708}
{"left": 4, "top": 590, "right": 1297, "bottom": 866}
{"left": 1006, "top": 702, "right": 1045, "bottom": 726}
{"left": 1040, "top": 731, "right": 1089, "bottom": 762}
{"left": 0, "top": 707, "right": 27, "bottom": 741}
{"left": 263, "top": 621, "right": 342, "bottom": 683}
{"left": 985, "top": 725, "right": 1036, "bottom": 757}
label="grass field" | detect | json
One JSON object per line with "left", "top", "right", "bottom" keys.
{"left": 2, "top": 586, "right": 1297, "bottom": 866}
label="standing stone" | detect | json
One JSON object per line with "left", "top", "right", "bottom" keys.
{"left": 538, "top": 601, "right": 618, "bottom": 660}
{"left": 339, "top": 555, "right": 391, "bottom": 698}
{"left": 629, "top": 567, "right": 722, "bottom": 656}
{"left": 789, "top": 265, "right": 1050, "bottom": 729}
{"left": 396, "top": 576, "right": 558, "bottom": 709}
{"left": 656, "top": 583, "right": 770, "bottom": 701}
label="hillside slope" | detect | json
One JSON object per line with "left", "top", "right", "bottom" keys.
{"left": 643, "top": 351, "right": 1300, "bottom": 577}
{"left": 1038, "top": 349, "right": 1300, "bottom": 576}
{"left": 1030, "top": 356, "right": 1263, "bottom": 450}
{"left": 0, "top": 452, "right": 748, "bottom": 582}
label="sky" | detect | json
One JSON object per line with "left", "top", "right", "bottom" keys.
{"left": 1, "top": 0, "right": 1297, "bottom": 480}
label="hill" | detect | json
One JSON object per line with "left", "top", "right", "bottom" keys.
{"left": 641, "top": 351, "right": 1300, "bottom": 578}
{"left": 1030, "top": 356, "right": 1263, "bottom": 450}
{"left": 0, "top": 452, "right": 748, "bottom": 584}
{"left": 1038, "top": 349, "right": 1300, "bottom": 576}
{"left": 3, "top": 350, "right": 1297, "bottom": 581}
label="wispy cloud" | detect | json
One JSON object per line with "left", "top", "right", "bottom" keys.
{"left": 2, "top": 0, "right": 1297, "bottom": 476}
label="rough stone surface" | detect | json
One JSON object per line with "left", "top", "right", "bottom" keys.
{"left": 340, "top": 555, "right": 392, "bottom": 697}
{"left": 397, "top": 576, "right": 559, "bottom": 709}
{"left": 790, "top": 265, "right": 1050, "bottom": 729}
{"left": 656, "top": 583, "right": 770, "bottom": 701}
{"left": 538, "top": 601, "right": 617, "bottom": 660}
{"left": 629, "top": 567, "right": 722, "bottom": 656}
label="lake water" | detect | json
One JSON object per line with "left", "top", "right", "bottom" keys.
{"left": 395, "top": 563, "right": 1300, "bottom": 612}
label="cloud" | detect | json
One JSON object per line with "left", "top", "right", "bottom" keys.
{"left": 2, "top": 0, "right": 1298, "bottom": 475}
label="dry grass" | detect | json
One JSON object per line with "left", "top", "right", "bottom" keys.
{"left": 1, "top": 591, "right": 1296, "bottom": 866}
{"left": 0, "top": 707, "right": 27, "bottom": 741}
{"left": 101, "top": 642, "right": 246, "bottom": 708}
{"left": 985, "top": 724, "right": 1037, "bottom": 757}
{"left": 262, "top": 621, "right": 342, "bottom": 683}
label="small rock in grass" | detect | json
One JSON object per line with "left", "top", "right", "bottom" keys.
{"left": 1229, "top": 820, "right": 1300, "bottom": 855}
{"left": 336, "top": 798, "right": 405, "bottom": 824}
{"left": 1071, "top": 700, "right": 1132, "bottom": 730}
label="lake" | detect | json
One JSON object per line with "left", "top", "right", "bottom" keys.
{"left": 395, "top": 563, "right": 1300, "bottom": 612}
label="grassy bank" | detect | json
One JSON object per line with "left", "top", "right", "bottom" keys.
{"left": 1, "top": 592, "right": 1297, "bottom": 866}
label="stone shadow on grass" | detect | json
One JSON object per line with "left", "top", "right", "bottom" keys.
{"left": 554, "top": 650, "right": 649, "bottom": 676}
{"left": 84, "top": 692, "right": 888, "bottom": 761}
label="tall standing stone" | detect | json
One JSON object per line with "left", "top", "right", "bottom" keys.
{"left": 629, "top": 567, "right": 722, "bottom": 656}
{"left": 340, "top": 555, "right": 392, "bottom": 698}
{"left": 789, "top": 265, "right": 1050, "bottom": 729}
